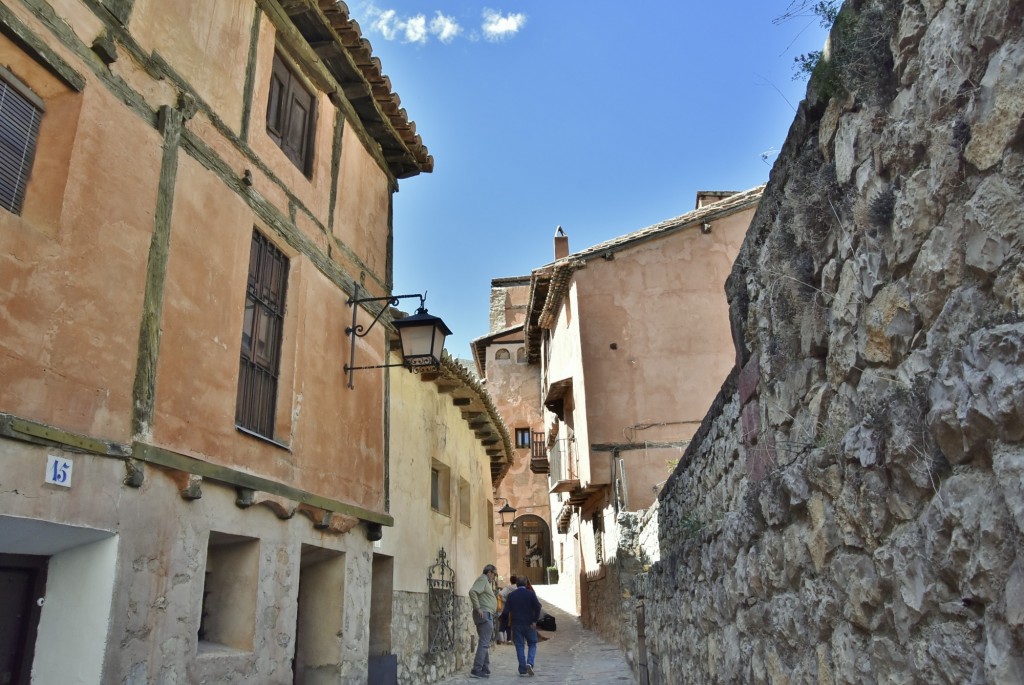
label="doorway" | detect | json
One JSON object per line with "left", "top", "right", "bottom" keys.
{"left": 0, "top": 554, "right": 48, "bottom": 685}
{"left": 509, "top": 515, "right": 551, "bottom": 585}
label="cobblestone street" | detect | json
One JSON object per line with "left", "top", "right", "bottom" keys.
{"left": 442, "top": 585, "right": 635, "bottom": 684}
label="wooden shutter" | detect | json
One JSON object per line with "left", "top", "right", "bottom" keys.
{"left": 0, "top": 67, "right": 44, "bottom": 215}
{"left": 265, "top": 53, "right": 315, "bottom": 176}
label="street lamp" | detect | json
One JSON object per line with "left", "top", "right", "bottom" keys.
{"left": 344, "top": 284, "right": 451, "bottom": 389}
{"left": 496, "top": 498, "right": 517, "bottom": 526}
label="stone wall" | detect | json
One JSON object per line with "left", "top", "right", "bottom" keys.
{"left": 393, "top": 592, "right": 475, "bottom": 684}
{"left": 617, "top": 0, "right": 1024, "bottom": 682}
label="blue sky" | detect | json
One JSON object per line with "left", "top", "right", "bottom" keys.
{"left": 346, "top": 2, "right": 829, "bottom": 360}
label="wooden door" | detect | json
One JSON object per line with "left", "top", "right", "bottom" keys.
{"left": 509, "top": 515, "right": 552, "bottom": 585}
{"left": 0, "top": 555, "right": 47, "bottom": 685}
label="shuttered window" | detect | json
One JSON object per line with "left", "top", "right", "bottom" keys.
{"left": 0, "top": 67, "right": 43, "bottom": 215}
{"left": 236, "top": 230, "right": 289, "bottom": 438}
{"left": 266, "top": 52, "right": 315, "bottom": 175}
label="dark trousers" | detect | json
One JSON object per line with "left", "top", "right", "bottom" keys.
{"left": 511, "top": 624, "right": 538, "bottom": 674}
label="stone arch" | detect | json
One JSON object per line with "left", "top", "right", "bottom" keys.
{"left": 509, "top": 514, "right": 552, "bottom": 585}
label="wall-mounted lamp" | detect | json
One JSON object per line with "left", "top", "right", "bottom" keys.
{"left": 344, "top": 284, "right": 452, "bottom": 389}
{"left": 496, "top": 498, "right": 517, "bottom": 526}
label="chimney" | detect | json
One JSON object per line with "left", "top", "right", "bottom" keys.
{"left": 554, "top": 226, "right": 569, "bottom": 260}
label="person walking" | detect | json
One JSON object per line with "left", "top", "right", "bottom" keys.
{"left": 497, "top": 574, "right": 518, "bottom": 644}
{"left": 468, "top": 563, "right": 499, "bottom": 679}
{"left": 498, "top": 576, "right": 542, "bottom": 677}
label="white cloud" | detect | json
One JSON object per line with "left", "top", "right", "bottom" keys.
{"left": 365, "top": 4, "right": 428, "bottom": 44}
{"left": 404, "top": 14, "right": 428, "bottom": 43}
{"left": 361, "top": 4, "right": 522, "bottom": 45}
{"left": 430, "top": 12, "right": 462, "bottom": 44}
{"left": 481, "top": 9, "right": 527, "bottom": 41}
{"left": 371, "top": 8, "right": 400, "bottom": 40}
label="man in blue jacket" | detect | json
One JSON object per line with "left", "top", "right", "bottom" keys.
{"left": 498, "top": 577, "right": 542, "bottom": 676}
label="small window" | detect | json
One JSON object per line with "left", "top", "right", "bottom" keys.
{"left": 515, "top": 428, "right": 531, "bottom": 449}
{"left": 459, "top": 478, "right": 471, "bottom": 526}
{"left": 295, "top": 546, "right": 345, "bottom": 678}
{"left": 516, "top": 347, "right": 526, "bottom": 363}
{"left": 430, "top": 460, "right": 451, "bottom": 516}
{"left": 494, "top": 348, "right": 511, "bottom": 361}
{"left": 236, "top": 231, "right": 288, "bottom": 438}
{"left": 0, "top": 66, "right": 44, "bottom": 215}
{"left": 198, "top": 532, "right": 259, "bottom": 652}
{"left": 266, "top": 52, "right": 316, "bottom": 175}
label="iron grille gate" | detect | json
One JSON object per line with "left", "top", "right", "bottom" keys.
{"left": 427, "top": 547, "right": 456, "bottom": 654}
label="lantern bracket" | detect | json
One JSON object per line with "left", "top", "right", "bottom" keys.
{"left": 344, "top": 284, "right": 448, "bottom": 389}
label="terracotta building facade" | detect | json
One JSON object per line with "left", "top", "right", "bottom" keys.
{"left": 0, "top": 1, "right": 504, "bottom": 683}
{"left": 472, "top": 277, "right": 550, "bottom": 586}
{"left": 480, "top": 188, "right": 763, "bottom": 629}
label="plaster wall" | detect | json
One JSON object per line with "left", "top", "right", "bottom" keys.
{"left": 542, "top": 283, "right": 598, "bottom": 484}
{"left": 151, "top": 153, "right": 386, "bottom": 511}
{"left": 333, "top": 122, "right": 393, "bottom": 282}
{"left": 385, "top": 359, "right": 496, "bottom": 595}
{"left": 32, "top": 534, "right": 118, "bottom": 685}
{"left": 129, "top": 0, "right": 253, "bottom": 133}
{"left": 0, "top": 36, "right": 159, "bottom": 440}
{"left": 383, "top": 359, "right": 497, "bottom": 682}
{"left": 0, "top": 0, "right": 399, "bottom": 514}
{"left": 576, "top": 209, "right": 753, "bottom": 449}
{"left": 487, "top": 340, "right": 546, "bottom": 579}
{"left": 0, "top": 440, "right": 378, "bottom": 684}
{"left": 1, "top": 2, "right": 431, "bottom": 682}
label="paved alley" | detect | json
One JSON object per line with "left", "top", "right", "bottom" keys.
{"left": 442, "top": 585, "right": 635, "bottom": 684}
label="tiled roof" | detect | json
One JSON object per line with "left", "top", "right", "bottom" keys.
{"left": 523, "top": 185, "right": 764, "bottom": 361}
{"left": 552, "top": 185, "right": 764, "bottom": 265}
{"left": 284, "top": 1, "right": 433, "bottom": 178}
{"left": 470, "top": 323, "right": 524, "bottom": 378}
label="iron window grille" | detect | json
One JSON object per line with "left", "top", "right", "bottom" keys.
{"left": 0, "top": 66, "right": 44, "bottom": 215}
{"left": 236, "top": 231, "right": 288, "bottom": 438}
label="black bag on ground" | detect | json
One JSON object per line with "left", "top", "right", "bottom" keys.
{"left": 537, "top": 614, "right": 556, "bottom": 631}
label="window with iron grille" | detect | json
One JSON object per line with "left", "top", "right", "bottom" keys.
{"left": 515, "top": 428, "right": 531, "bottom": 448}
{"left": 266, "top": 52, "right": 316, "bottom": 175}
{"left": 0, "top": 66, "right": 44, "bottom": 215}
{"left": 236, "top": 231, "right": 288, "bottom": 438}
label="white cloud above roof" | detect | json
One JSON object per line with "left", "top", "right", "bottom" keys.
{"left": 405, "top": 14, "right": 428, "bottom": 43}
{"left": 431, "top": 12, "right": 463, "bottom": 43}
{"left": 481, "top": 9, "right": 527, "bottom": 41}
{"left": 361, "top": 4, "right": 524, "bottom": 45}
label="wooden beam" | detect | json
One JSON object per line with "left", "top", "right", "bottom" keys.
{"left": 133, "top": 442, "right": 394, "bottom": 526}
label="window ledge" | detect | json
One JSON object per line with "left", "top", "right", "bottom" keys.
{"left": 196, "top": 641, "right": 252, "bottom": 658}
{"left": 235, "top": 425, "right": 291, "bottom": 451}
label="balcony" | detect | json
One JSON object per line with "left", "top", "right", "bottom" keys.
{"left": 529, "top": 431, "right": 548, "bottom": 474}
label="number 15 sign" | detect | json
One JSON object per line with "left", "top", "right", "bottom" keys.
{"left": 45, "top": 455, "right": 73, "bottom": 487}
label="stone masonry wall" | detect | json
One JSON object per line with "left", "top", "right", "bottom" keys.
{"left": 393, "top": 592, "right": 475, "bottom": 684}
{"left": 618, "top": 0, "right": 1024, "bottom": 682}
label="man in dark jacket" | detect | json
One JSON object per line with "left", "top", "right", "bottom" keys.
{"left": 498, "top": 577, "right": 542, "bottom": 676}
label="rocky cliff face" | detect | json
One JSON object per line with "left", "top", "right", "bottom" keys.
{"left": 630, "top": 0, "right": 1024, "bottom": 682}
